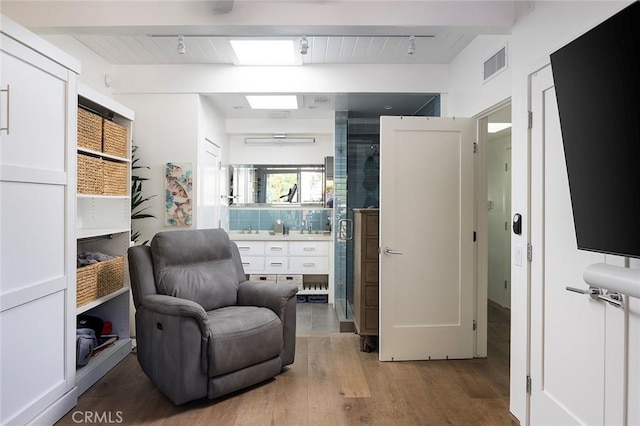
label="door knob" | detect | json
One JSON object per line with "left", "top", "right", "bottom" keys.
{"left": 565, "top": 286, "right": 601, "bottom": 301}
{"left": 383, "top": 247, "right": 403, "bottom": 255}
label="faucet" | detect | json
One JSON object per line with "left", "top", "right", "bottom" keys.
{"left": 242, "top": 224, "right": 252, "bottom": 234}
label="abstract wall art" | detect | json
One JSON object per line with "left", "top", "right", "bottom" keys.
{"left": 165, "top": 162, "right": 193, "bottom": 226}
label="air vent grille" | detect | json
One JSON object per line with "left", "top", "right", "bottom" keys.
{"left": 484, "top": 46, "right": 507, "bottom": 81}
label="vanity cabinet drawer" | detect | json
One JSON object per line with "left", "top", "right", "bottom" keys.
{"left": 264, "top": 257, "right": 289, "bottom": 273}
{"left": 289, "top": 256, "right": 329, "bottom": 274}
{"left": 289, "top": 241, "right": 330, "bottom": 256}
{"left": 240, "top": 256, "right": 264, "bottom": 273}
{"left": 235, "top": 241, "right": 265, "bottom": 256}
{"left": 265, "top": 241, "right": 289, "bottom": 255}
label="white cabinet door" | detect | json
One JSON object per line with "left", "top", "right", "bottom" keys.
{"left": 1, "top": 24, "right": 77, "bottom": 426}
{"left": 0, "top": 36, "right": 68, "bottom": 173}
{"left": 289, "top": 241, "right": 329, "bottom": 256}
{"left": 264, "top": 257, "right": 289, "bottom": 273}
{"left": 235, "top": 241, "right": 265, "bottom": 256}
{"left": 265, "top": 241, "right": 288, "bottom": 255}
{"left": 289, "top": 256, "right": 329, "bottom": 274}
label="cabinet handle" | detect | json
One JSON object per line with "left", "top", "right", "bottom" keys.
{"left": 303, "top": 247, "right": 316, "bottom": 251}
{"left": 270, "top": 262, "right": 283, "bottom": 266}
{"left": 270, "top": 247, "right": 283, "bottom": 251}
{"left": 242, "top": 262, "right": 250, "bottom": 266}
{"left": 1, "top": 85, "right": 10, "bottom": 135}
{"left": 303, "top": 262, "right": 316, "bottom": 267}
{"left": 238, "top": 246, "right": 250, "bottom": 250}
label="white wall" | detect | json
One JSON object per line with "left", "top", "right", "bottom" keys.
{"left": 114, "top": 93, "right": 199, "bottom": 245}
{"left": 447, "top": 35, "right": 511, "bottom": 117}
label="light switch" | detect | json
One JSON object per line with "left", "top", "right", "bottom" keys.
{"left": 515, "top": 246, "right": 523, "bottom": 267}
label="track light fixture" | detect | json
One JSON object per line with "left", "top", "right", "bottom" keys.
{"left": 177, "top": 35, "right": 186, "bottom": 54}
{"left": 407, "top": 35, "right": 416, "bottom": 55}
{"left": 299, "top": 36, "right": 309, "bottom": 55}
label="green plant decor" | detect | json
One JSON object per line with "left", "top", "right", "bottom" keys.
{"left": 131, "top": 145, "right": 156, "bottom": 245}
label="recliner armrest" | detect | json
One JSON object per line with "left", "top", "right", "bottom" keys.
{"left": 141, "top": 294, "right": 209, "bottom": 336}
{"left": 237, "top": 281, "right": 298, "bottom": 319}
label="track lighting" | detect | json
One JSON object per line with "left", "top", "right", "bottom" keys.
{"left": 177, "top": 35, "right": 186, "bottom": 54}
{"left": 407, "top": 35, "right": 416, "bottom": 55}
{"left": 299, "top": 36, "right": 309, "bottom": 55}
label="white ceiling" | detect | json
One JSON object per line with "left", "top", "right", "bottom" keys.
{"left": 1, "top": 0, "right": 516, "bottom": 119}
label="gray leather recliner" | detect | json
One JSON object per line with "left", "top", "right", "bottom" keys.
{"left": 127, "top": 229, "right": 298, "bottom": 405}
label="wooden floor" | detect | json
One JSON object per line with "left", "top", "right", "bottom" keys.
{"left": 58, "top": 302, "right": 515, "bottom": 425}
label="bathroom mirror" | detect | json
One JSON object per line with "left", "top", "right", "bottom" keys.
{"left": 229, "top": 164, "right": 331, "bottom": 207}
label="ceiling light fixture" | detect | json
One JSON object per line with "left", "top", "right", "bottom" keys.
{"left": 245, "top": 135, "right": 315, "bottom": 144}
{"left": 407, "top": 35, "right": 416, "bottom": 55}
{"left": 299, "top": 36, "right": 309, "bottom": 55}
{"left": 177, "top": 35, "right": 186, "bottom": 54}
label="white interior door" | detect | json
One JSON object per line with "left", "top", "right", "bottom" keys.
{"left": 529, "top": 64, "right": 608, "bottom": 425}
{"left": 198, "top": 138, "right": 221, "bottom": 229}
{"left": 379, "top": 116, "right": 476, "bottom": 361}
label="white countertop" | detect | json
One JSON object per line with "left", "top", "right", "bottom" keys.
{"left": 229, "top": 231, "right": 332, "bottom": 241}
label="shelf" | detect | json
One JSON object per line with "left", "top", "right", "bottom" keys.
{"left": 77, "top": 286, "right": 130, "bottom": 315}
{"left": 77, "top": 193, "right": 130, "bottom": 200}
{"left": 77, "top": 147, "right": 130, "bottom": 163}
{"left": 76, "top": 338, "right": 132, "bottom": 395}
{"left": 77, "top": 227, "right": 130, "bottom": 240}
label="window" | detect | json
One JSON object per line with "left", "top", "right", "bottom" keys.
{"left": 263, "top": 166, "right": 323, "bottom": 204}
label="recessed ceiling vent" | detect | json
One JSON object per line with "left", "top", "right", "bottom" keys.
{"left": 483, "top": 46, "right": 507, "bottom": 81}
{"left": 313, "top": 96, "right": 331, "bottom": 105}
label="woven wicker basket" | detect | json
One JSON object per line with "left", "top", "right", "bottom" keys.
{"left": 102, "top": 119, "right": 128, "bottom": 158}
{"left": 77, "top": 154, "right": 104, "bottom": 195}
{"left": 76, "top": 256, "right": 124, "bottom": 307}
{"left": 97, "top": 256, "right": 124, "bottom": 298}
{"left": 77, "top": 108, "right": 103, "bottom": 152}
{"left": 102, "top": 160, "right": 128, "bottom": 196}
{"left": 76, "top": 263, "right": 100, "bottom": 307}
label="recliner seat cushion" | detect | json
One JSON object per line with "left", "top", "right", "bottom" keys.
{"left": 151, "top": 229, "right": 239, "bottom": 310}
{"left": 207, "top": 306, "right": 283, "bottom": 376}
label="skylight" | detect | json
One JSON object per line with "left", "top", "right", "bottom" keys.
{"left": 246, "top": 95, "right": 298, "bottom": 110}
{"left": 230, "top": 40, "right": 297, "bottom": 65}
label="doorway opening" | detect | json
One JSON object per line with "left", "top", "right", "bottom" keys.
{"left": 479, "top": 101, "right": 512, "bottom": 404}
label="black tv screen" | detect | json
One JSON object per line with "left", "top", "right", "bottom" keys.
{"left": 550, "top": 1, "right": 640, "bottom": 259}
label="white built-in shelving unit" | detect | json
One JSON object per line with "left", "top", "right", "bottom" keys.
{"left": 75, "top": 83, "right": 134, "bottom": 395}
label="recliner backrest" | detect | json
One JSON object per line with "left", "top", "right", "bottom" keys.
{"left": 150, "top": 229, "right": 240, "bottom": 310}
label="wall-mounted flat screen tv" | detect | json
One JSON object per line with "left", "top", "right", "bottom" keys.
{"left": 550, "top": 1, "right": 640, "bottom": 259}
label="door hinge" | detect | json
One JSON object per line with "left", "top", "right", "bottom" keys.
{"left": 473, "top": 142, "right": 478, "bottom": 153}
{"left": 505, "top": 280, "right": 508, "bottom": 289}
{"left": 528, "top": 111, "right": 533, "bottom": 129}
{"left": 526, "top": 376, "right": 532, "bottom": 394}
{"left": 527, "top": 243, "right": 533, "bottom": 262}
{"left": 473, "top": 231, "right": 477, "bottom": 242}
{"left": 473, "top": 320, "right": 477, "bottom": 331}
{"left": 505, "top": 162, "right": 509, "bottom": 172}
{"left": 505, "top": 221, "right": 508, "bottom": 231}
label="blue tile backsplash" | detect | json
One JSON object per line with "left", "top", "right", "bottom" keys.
{"left": 229, "top": 208, "right": 332, "bottom": 232}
